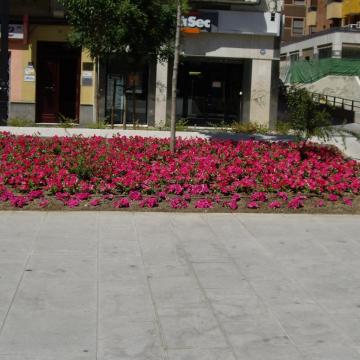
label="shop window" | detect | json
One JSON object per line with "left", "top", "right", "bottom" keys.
{"left": 342, "top": 45, "right": 360, "bottom": 59}
{"left": 292, "top": 18, "right": 304, "bottom": 36}
{"left": 318, "top": 46, "right": 332, "bottom": 59}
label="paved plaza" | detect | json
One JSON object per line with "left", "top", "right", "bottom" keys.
{"left": 0, "top": 212, "right": 360, "bottom": 359}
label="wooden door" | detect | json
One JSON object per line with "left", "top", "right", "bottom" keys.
{"left": 37, "top": 57, "right": 60, "bottom": 123}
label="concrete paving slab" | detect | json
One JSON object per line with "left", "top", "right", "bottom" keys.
{"left": 0, "top": 212, "right": 359, "bottom": 359}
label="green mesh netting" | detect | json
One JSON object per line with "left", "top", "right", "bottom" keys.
{"left": 286, "top": 58, "right": 360, "bottom": 84}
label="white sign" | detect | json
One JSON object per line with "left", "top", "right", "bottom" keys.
{"left": 0, "top": 24, "right": 24, "bottom": 40}
{"left": 24, "top": 75, "right": 35, "bottom": 82}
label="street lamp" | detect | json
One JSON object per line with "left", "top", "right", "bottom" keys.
{"left": 0, "top": 0, "right": 10, "bottom": 125}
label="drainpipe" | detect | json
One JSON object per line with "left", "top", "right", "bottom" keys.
{"left": 0, "top": 0, "right": 10, "bottom": 124}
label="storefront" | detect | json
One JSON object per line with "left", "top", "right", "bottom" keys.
{"left": 7, "top": 21, "right": 96, "bottom": 124}
{"left": 150, "top": 6, "right": 282, "bottom": 128}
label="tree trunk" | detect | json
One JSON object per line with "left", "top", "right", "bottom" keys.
{"left": 170, "top": 1, "right": 181, "bottom": 153}
{"left": 132, "top": 72, "right": 137, "bottom": 129}
{"left": 95, "top": 57, "right": 101, "bottom": 124}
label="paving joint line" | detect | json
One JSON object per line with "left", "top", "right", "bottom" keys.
{"left": 201, "top": 213, "right": 307, "bottom": 359}
{"left": 233, "top": 214, "right": 360, "bottom": 357}
{"left": 169, "top": 214, "right": 239, "bottom": 360}
{"left": 0, "top": 212, "right": 47, "bottom": 337}
{"left": 132, "top": 213, "right": 169, "bottom": 360}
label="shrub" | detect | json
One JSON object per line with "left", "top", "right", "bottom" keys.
{"left": 286, "top": 87, "right": 332, "bottom": 142}
{"left": 7, "top": 118, "right": 35, "bottom": 127}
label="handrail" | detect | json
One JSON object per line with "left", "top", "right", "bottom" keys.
{"left": 310, "top": 92, "right": 360, "bottom": 112}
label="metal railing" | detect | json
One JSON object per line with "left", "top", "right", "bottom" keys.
{"left": 311, "top": 92, "right": 360, "bottom": 112}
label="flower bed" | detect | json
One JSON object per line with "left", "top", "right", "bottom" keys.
{"left": 0, "top": 132, "right": 359, "bottom": 211}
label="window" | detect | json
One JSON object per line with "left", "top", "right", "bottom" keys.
{"left": 294, "top": 0, "right": 305, "bottom": 4}
{"left": 318, "top": 45, "right": 332, "bottom": 59}
{"left": 292, "top": 18, "right": 304, "bottom": 36}
{"left": 290, "top": 52, "right": 300, "bottom": 63}
{"left": 309, "top": 25, "right": 316, "bottom": 34}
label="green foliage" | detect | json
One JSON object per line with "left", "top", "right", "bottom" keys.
{"left": 59, "top": 0, "right": 184, "bottom": 62}
{"left": 275, "top": 120, "right": 292, "bottom": 135}
{"left": 7, "top": 118, "right": 35, "bottom": 127}
{"left": 57, "top": 114, "right": 76, "bottom": 128}
{"left": 286, "top": 86, "right": 332, "bottom": 142}
{"left": 86, "top": 118, "right": 109, "bottom": 129}
{"left": 231, "top": 121, "right": 270, "bottom": 135}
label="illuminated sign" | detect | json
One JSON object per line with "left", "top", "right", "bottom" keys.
{"left": 182, "top": 12, "right": 219, "bottom": 34}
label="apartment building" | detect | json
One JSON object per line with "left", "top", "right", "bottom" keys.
{"left": 283, "top": 0, "right": 360, "bottom": 44}
{"left": 1, "top": 0, "right": 282, "bottom": 127}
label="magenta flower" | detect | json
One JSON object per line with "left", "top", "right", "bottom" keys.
{"left": 195, "top": 199, "right": 213, "bottom": 209}
{"left": 269, "top": 201, "right": 281, "bottom": 209}
{"left": 66, "top": 198, "right": 80, "bottom": 208}
{"left": 140, "top": 197, "right": 158, "bottom": 208}
{"left": 343, "top": 198, "right": 353, "bottom": 206}
{"left": 39, "top": 199, "right": 49, "bottom": 208}
{"left": 129, "top": 191, "right": 143, "bottom": 201}
{"left": 169, "top": 197, "right": 189, "bottom": 209}
{"left": 113, "top": 198, "right": 130, "bottom": 208}
{"left": 328, "top": 194, "right": 339, "bottom": 202}
{"left": 315, "top": 199, "right": 325, "bottom": 207}
{"left": 277, "top": 192, "right": 289, "bottom": 201}
{"left": 247, "top": 201, "right": 259, "bottom": 209}
{"left": 250, "top": 192, "right": 268, "bottom": 202}
{"left": 89, "top": 198, "right": 101, "bottom": 207}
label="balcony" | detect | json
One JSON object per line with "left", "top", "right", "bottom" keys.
{"left": 326, "top": 0, "right": 343, "bottom": 19}
{"left": 307, "top": 10, "right": 317, "bottom": 26}
{"left": 343, "top": 0, "right": 360, "bottom": 17}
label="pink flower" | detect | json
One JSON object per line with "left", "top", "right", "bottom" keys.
{"left": 113, "top": 198, "right": 130, "bottom": 208}
{"left": 169, "top": 197, "right": 189, "bottom": 209}
{"left": 277, "top": 192, "right": 289, "bottom": 201}
{"left": 224, "top": 200, "right": 238, "bottom": 210}
{"left": 247, "top": 201, "right": 259, "bottom": 209}
{"left": 315, "top": 199, "right": 325, "bottom": 207}
{"left": 269, "top": 201, "right": 281, "bottom": 209}
{"left": 39, "top": 199, "right": 49, "bottom": 208}
{"left": 343, "top": 198, "right": 353, "bottom": 206}
{"left": 195, "top": 199, "right": 213, "bottom": 209}
{"left": 139, "top": 197, "right": 158, "bottom": 208}
{"left": 129, "top": 191, "right": 143, "bottom": 201}
{"left": 288, "top": 196, "right": 306, "bottom": 209}
{"left": 10, "top": 196, "right": 28, "bottom": 208}
{"left": 250, "top": 192, "right": 268, "bottom": 202}
{"left": 89, "top": 198, "right": 101, "bottom": 207}
{"left": 231, "top": 194, "right": 241, "bottom": 202}
{"left": 328, "top": 194, "right": 339, "bottom": 202}
{"left": 66, "top": 198, "right": 80, "bottom": 208}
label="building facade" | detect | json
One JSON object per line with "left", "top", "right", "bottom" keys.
{"left": 283, "top": 0, "right": 360, "bottom": 44}
{"left": 6, "top": 0, "right": 96, "bottom": 124}
{"left": 4, "top": 0, "right": 282, "bottom": 128}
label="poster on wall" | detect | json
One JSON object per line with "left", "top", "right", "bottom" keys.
{"left": 24, "top": 64, "right": 35, "bottom": 82}
{"left": 0, "top": 24, "right": 24, "bottom": 40}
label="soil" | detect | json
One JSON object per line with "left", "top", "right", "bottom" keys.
{"left": 0, "top": 195, "right": 359, "bottom": 214}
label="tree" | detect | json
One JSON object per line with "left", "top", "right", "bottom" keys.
{"left": 170, "top": 0, "right": 181, "bottom": 153}
{"left": 60, "top": 0, "right": 178, "bottom": 125}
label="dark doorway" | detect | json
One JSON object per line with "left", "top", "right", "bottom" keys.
{"left": 178, "top": 60, "right": 243, "bottom": 126}
{"left": 36, "top": 42, "right": 80, "bottom": 123}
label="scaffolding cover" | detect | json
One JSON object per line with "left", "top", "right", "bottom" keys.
{"left": 286, "top": 58, "right": 360, "bottom": 84}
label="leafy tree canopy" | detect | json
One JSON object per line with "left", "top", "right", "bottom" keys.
{"left": 60, "top": 0, "right": 181, "bottom": 62}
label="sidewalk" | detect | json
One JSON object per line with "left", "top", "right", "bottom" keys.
{"left": 0, "top": 212, "right": 360, "bottom": 360}
{"left": 1, "top": 125, "right": 360, "bottom": 160}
